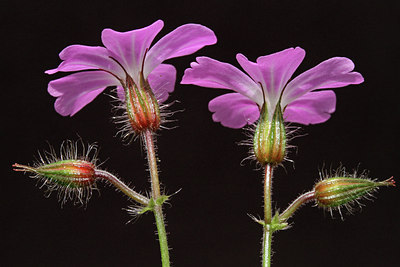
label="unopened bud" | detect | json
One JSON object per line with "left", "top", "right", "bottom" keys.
{"left": 13, "top": 140, "right": 99, "bottom": 205}
{"left": 13, "top": 160, "right": 96, "bottom": 188}
{"left": 253, "top": 103, "right": 286, "bottom": 165}
{"left": 314, "top": 176, "right": 395, "bottom": 208}
{"left": 124, "top": 73, "right": 160, "bottom": 133}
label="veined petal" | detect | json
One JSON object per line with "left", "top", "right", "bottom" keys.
{"left": 48, "top": 71, "right": 119, "bottom": 116}
{"left": 101, "top": 20, "right": 164, "bottom": 83}
{"left": 148, "top": 64, "right": 176, "bottom": 103}
{"left": 181, "top": 57, "right": 263, "bottom": 105}
{"left": 209, "top": 93, "right": 260, "bottom": 128}
{"left": 282, "top": 57, "right": 364, "bottom": 106}
{"left": 45, "top": 45, "right": 124, "bottom": 77}
{"left": 283, "top": 90, "right": 336, "bottom": 125}
{"left": 144, "top": 24, "right": 217, "bottom": 77}
{"left": 114, "top": 64, "right": 176, "bottom": 104}
{"left": 237, "top": 48, "right": 305, "bottom": 105}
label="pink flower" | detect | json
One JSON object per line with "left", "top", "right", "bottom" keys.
{"left": 46, "top": 20, "right": 217, "bottom": 116}
{"left": 181, "top": 47, "right": 364, "bottom": 128}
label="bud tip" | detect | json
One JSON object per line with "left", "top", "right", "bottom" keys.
{"left": 12, "top": 163, "right": 35, "bottom": 172}
{"left": 384, "top": 176, "right": 395, "bottom": 187}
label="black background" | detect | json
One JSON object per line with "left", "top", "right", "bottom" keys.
{"left": 2, "top": 0, "right": 399, "bottom": 266}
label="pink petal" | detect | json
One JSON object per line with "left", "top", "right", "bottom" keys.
{"left": 48, "top": 71, "right": 119, "bottom": 116}
{"left": 282, "top": 57, "right": 364, "bottom": 106}
{"left": 283, "top": 90, "right": 336, "bottom": 125}
{"left": 236, "top": 48, "right": 305, "bottom": 105}
{"left": 181, "top": 57, "right": 263, "bottom": 105}
{"left": 101, "top": 20, "right": 164, "bottom": 83}
{"left": 45, "top": 45, "right": 124, "bottom": 77}
{"left": 114, "top": 65, "right": 176, "bottom": 104}
{"left": 148, "top": 64, "right": 176, "bottom": 103}
{"left": 144, "top": 24, "right": 217, "bottom": 77}
{"left": 116, "top": 86, "right": 125, "bottom": 101}
{"left": 209, "top": 93, "right": 260, "bottom": 129}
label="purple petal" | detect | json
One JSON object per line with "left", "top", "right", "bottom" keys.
{"left": 236, "top": 48, "right": 305, "bottom": 104}
{"left": 283, "top": 90, "right": 336, "bottom": 125}
{"left": 45, "top": 45, "right": 124, "bottom": 77}
{"left": 209, "top": 93, "right": 260, "bottom": 128}
{"left": 114, "top": 64, "right": 176, "bottom": 104}
{"left": 181, "top": 57, "right": 263, "bottom": 105}
{"left": 48, "top": 71, "right": 119, "bottom": 116}
{"left": 101, "top": 20, "right": 164, "bottom": 83}
{"left": 115, "top": 86, "right": 125, "bottom": 101}
{"left": 282, "top": 57, "right": 364, "bottom": 106}
{"left": 148, "top": 64, "right": 176, "bottom": 103}
{"left": 144, "top": 24, "right": 217, "bottom": 77}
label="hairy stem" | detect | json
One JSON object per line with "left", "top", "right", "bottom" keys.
{"left": 262, "top": 164, "right": 274, "bottom": 267}
{"left": 143, "top": 129, "right": 170, "bottom": 267}
{"left": 264, "top": 164, "right": 273, "bottom": 223}
{"left": 279, "top": 191, "right": 315, "bottom": 222}
{"left": 262, "top": 227, "right": 273, "bottom": 267}
{"left": 95, "top": 169, "right": 149, "bottom": 205}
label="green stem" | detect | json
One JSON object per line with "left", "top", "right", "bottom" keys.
{"left": 143, "top": 129, "right": 170, "bottom": 267}
{"left": 262, "top": 227, "right": 273, "bottom": 267}
{"left": 154, "top": 204, "right": 169, "bottom": 266}
{"left": 262, "top": 164, "right": 274, "bottom": 267}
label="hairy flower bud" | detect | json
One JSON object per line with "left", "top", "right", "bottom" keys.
{"left": 314, "top": 176, "right": 395, "bottom": 208}
{"left": 13, "top": 160, "right": 96, "bottom": 188}
{"left": 124, "top": 73, "right": 161, "bottom": 133}
{"left": 13, "top": 140, "right": 99, "bottom": 205}
{"left": 253, "top": 103, "right": 286, "bottom": 165}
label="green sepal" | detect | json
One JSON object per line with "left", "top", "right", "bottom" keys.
{"left": 253, "top": 102, "right": 286, "bottom": 165}
{"left": 314, "top": 176, "right": 395, "bottom": 208}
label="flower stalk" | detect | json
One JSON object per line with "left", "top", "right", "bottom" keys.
{"left": 279, "top": 191, "right": 315, "bottom": 222}
{"left": 94, "top": 169, "right": 149, "bottom": 205}
{"left": 264, "top": 164, "right": 273, "bottom": 224}
{"left": 143, "top": 129, "right": 170, "bottom": 267}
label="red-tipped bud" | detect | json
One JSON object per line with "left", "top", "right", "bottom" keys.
{"left": 253, "top": 103, "right": 286, "bottom": 165}
{"left": 124, "top": 74, "right": 160, "bottom": 133}
{"left": 13, "top": 160, "right": 96, "bottom": 188}
{"left": 314, "top": 176, "right": 395, "bottom": 208}
{"left": 13, "top": 140, "right": 100, "bottom": 205}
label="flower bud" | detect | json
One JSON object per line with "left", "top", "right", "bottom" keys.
{"left": 12, "top": 140, "right": 100, "bottom": 205}
{"left": 13, "top": 160, "right": 96, "bottom": 188}
{"left": 253, "top": 103, "right": 286, "bottom": 165}
{"left": 124, "top": 73, "right": 160, "bottom": 133}
{"left": 314, "top": 176, "right": 395, "bottom": 208}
